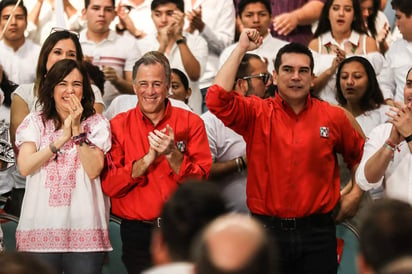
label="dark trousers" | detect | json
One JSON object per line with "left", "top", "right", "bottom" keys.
{"left": 253, "top": 214, "right": 337, "bottom": 274}
{"left": 120, "top": 219, "right": 153, "bottom": 274}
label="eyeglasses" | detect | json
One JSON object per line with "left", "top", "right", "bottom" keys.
{"left": 242, "top": 73, "right": 272, "bottom": 85}
{"left": 50, "top": 27, "right": 80, "bottom": 38}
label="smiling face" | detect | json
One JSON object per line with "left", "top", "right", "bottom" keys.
{"left": 134, "top": 62, "right": 169, "bottom": 119}
{"left": 339, "top": 61, "right": 368, "bottom": 104}
{"left": 46, "top": 38, "right": 78, "bottom": 72}
{"left": 0, "top": 6, "right": 26, "bottom": 43}
{"left": 329, "top": 0, "right": 355, "bottom": 35}
{"left": 239, "top": 2, "right": 271, "bottom": 37}
{"left": 273, "top": 53, "right": 313, "bottom": 106}
{"left": 53, "top": 68, "right": 83, "bottom": 116}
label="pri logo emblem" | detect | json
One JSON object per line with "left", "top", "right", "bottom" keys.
{"left": 320, "top": 127, "right": 329, "bottom": 138}
{"left": 176, "top": 141, "right": 187, "bottom": 153}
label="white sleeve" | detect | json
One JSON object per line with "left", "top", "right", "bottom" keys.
{"left": 201, "top": 112, "right": 218, "bottom": 162}
{"left": 355, "top": 125, "right": 389, "bottom": 190}
{"left": 377, "top": 52, "right": 396, "bottom": 100}
{"left": 200, "top": 1, "right": 235, "bottom": 55}
{"left": 15, "top": 113, "right": 41, "bottom": 150}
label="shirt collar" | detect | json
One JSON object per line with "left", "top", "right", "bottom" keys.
{"left": 322, "top": 31, "right": 359, "bottom": 48}
{"left": 79, "top": 29, "right": 116, "bottom": 44}
{"left": 274, "top": 91, "right": 313, "bottom": 115}
{"left": 135, "top": 98, "right": 172, "bottom": 125}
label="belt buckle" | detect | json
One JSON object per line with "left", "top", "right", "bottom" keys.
{"left": 280, "top": 218, "right": 296, "bottom": 231}
{"left": 156, "top": 217, "right": 162, "bottom": 228}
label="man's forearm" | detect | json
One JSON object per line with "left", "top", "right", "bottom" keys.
{"left": 364, "top": 146, "right": 393, "bottom": 183}
{"left": 214, "top": 46, "right": 246, "bottom": 91}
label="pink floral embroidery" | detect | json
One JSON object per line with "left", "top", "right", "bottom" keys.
{"left": 16, "top": 228, "right": 111, "bottom": 251}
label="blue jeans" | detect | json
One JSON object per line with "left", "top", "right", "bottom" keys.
{"left": 28, "top": 251, "right": 106, "bottom": 274}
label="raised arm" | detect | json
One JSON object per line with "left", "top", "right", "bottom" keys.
{"left": 214, "top": 28, "right": 262, "bottom": 91}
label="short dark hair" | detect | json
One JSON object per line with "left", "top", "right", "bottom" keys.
{"left": 359, "top": 199, "right": 412, "bottom": 272}
{"left": 313, "top": 0, "right": 367, "bottom": 38}
{"left": 35, "top": 30, "right": 83, "bottom": 95}
{"left": 274, "top": 42, "right": 314, "bottom": 73}
{"left": 0, "top": 0, "right": 27, "bottom": 19}
{"left": 85, "top": 0, "right": 115, "bottom": 9}
{"left": 160, "top": 181, "right": 227, "bottom": 261}
{"left": 172, "top": 68, "right": 189, "bottom": 91}
{"left": 37, "top": 59, "right": 95, "bottom": 129}
{"left": 336, "top": 56, "right": 384, "bottom": 111}
{"left": 238, "top": 0, "right": 271, "bottom": 17}
{"left": 133, "top": 51, "right": 171, "bottom": 87}
{"left": 391, "top": 0, "right": 412, "bottom": 16}
{"left": 151, "top": 0, "right": 184, "bottom": 12}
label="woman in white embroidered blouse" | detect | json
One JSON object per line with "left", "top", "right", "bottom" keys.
{"left": 15, "top": 59, "right": 112, "bottom": 274}
{"left": 308, "top": 0, "right": 383, "bottom": 105}
{"left": 336, "top": 56, "right": 389, "bottom": 200}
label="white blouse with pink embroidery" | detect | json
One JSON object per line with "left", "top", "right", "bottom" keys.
{"left": 15, "top": 112, "right": 112, "bottom": 252}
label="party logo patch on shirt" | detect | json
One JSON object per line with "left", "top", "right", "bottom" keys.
{"left": 176, "top": 141, "right": 187, "bottom": 153}
{"left": 320, "top": 127, "right": 329, "bottom": 138}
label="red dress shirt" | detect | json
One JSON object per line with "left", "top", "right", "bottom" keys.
{"left": 206, "top": 85, "right": 364, "bottom": 218}
{"left": 101, "top": 101, "right": 212, "bottom": 220}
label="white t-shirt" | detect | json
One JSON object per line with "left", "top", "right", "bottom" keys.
{"left": 80, "top": 30, "right": 141, "bottom": 106}
{"left": 0, "top": 40, "right": 40, "bottom": 84}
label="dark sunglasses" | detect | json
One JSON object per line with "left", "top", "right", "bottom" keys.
{"left": 242, "top": 73, "right": 272, "bottom": 85}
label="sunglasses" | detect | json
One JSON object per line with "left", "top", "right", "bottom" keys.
{"left": 50, "top": 27, "right": 80, "bottom": 38}
{"left": 242, "top": 73, "right": 272, "bottom": 85}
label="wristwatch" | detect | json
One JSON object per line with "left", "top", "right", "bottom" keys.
{"left": 115, "top": 24, "right": 125, "bottom": 33}
{"left": 176, "top": 36, "right": 186, "bottom": 45}
{"left": 405, "top": 134, "right": 412, "bottom": 143}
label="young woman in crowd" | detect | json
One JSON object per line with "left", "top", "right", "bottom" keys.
{"left": 15, "top": 59, "right": 111, "bottom": 273}
{"left": 10, "top": 29, "right": 104, "bottom": 148}
{"left": 308, "top": 0, "right": 383, "bottom": 104}
{"left": 360, "top": 0, "right": 393, "bottom": 54}
{"left": 336, "top": 56, "right": 388, "bottom": 199}
{"left": 169, "top": 68, "right": 192, "bottom": 105}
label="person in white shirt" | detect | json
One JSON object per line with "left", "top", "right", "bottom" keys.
{"left": 138, "top": 0, "right": 208, "bottom": 115}
{"left": 184, "top": 0, "right": 236, "bottom": 113}
{"left": 202, "top": 53, "right": 272, "bottom": 213}
{"left": 0, "top": 0, "right": 40, "bottom": 85}
{"left": 25, "top": 0, "right": 84, "bottom": 44}
{"left": 80, "top": 0, "right": 141, "bottom": 106}
{"left": 356, "top": 67, "right": 412, "bottom": 204}
{"left": 378, "top": 0, "right": 412, "bottom": 105}
{"left": 220, "top": 0, "right": 287, "bottom": 73}
{"left": 112, "top": 0, "right": 157, "bottom": 39}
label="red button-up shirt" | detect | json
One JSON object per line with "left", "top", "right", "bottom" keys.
{"left": 101, "top": 101, "right": 212, "bottom": 220}
{"left": 206, "top": 85, "right": 364, "bottom": 218}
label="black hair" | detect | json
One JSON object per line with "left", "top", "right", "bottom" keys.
{"left": 361, "top": 0, "right": 381, "bottom": 37}
{"left": 274, "top": 42, "right": 314, "bottom": 73}
{"left": 336, "top": 56, "right": 384, "bottom": 111}
{"left": 313, "top": 0, "right": 367, "bottom": 38}
{"left": 172, "top": 68, "right": 189, "bottom": 91}
{"left": 0, "top": 0, "right": 27, "bottom": 18}
{"left": 85, "top": 0, "right": 115, "bottom": 9}
{"left": 238, "top": 0, "right": 271, "bottom": 17}
{"left": 151, "top": 0, "right": 184, "bottom": 12}
{"left": 391, "top": 0, "right": 412, "bottom": 17}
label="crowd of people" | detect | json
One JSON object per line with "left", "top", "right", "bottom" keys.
{"left": 0, "top": 0, "right": 412, "bottom": 273}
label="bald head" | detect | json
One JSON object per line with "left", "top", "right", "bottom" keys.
{"left": 193, "top": 214, "right": 278, "bottom": 274}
